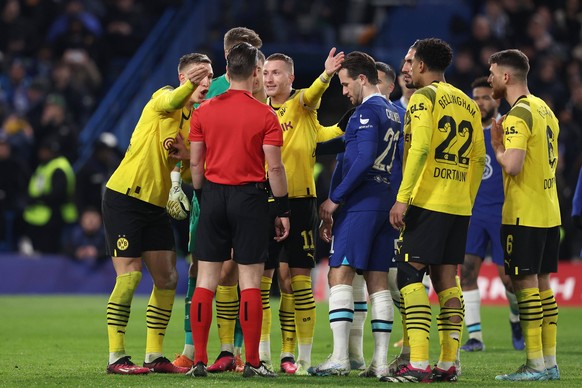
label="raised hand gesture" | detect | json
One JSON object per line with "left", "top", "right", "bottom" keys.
{"left": 324, "top": 47, "right": 345, "bottom": 78}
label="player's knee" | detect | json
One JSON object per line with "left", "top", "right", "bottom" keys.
{"left": 154, "top": 269, "right": 179, "bottom": 290}
{"left": 397, "top": 262, "right": 427, "bottom": 289}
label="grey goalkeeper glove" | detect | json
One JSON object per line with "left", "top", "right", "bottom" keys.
{"left": 166, "top": 171, "right": 190, "bottom": 220}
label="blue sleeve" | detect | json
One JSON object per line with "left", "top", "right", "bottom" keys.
{"left": 389, "top": 102, "right": 405, "bottom": 186}
{"left": 329, "top": 153, "right": 344, "bottom": 194}
{"left": 573, "top": 167, "right": 582, "bottom": 228}
{"left": 329, "top": 108, "right": 378, "bottom": 203}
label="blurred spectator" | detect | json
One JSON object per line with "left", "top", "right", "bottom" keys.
{"left": 270, "top": 0, "right": 339, "bottom": 46}
{"left": 555, "top": 0, "right": 582, "bottom": 49}
{"left": 0, "top": 132, "right": 30, "bottom": 251}
{"left": 447, "top": 46, "right": 480, "bottom": 94}
{"left": 18, "top": 0, "right": 60, "bottom": 35}
{"left": 483, "top": 0, "right": 510, "bottom": 40}
{"left": 65, "top": 206, "right": 107, "bottom": 265}
{"left": 76, "top": 132, "right": 121, "bottom": 211}
{"left": 502, "top": 0, "right": 535, "bottom": 45}
{"left": 0, "top": 0, "right": 38, "bottom": 58}
{"left": 47, "top": 0, "right": 102, "bottom": 43}
{"left": 34, "top": 93, "right": 78, "bottom": 165}
{"left": 48, "top": 1, "right": 104, "bottom": 67}
{"left": 0, "top": 58, "right": 32, "bottom": 115}
{"left": 21, "top": 136, "right": 78, "bottom": 254}
{"left": 529, "top": 57, "right": 568, "bottom": 110}
{"left": 22, "top": 78, "right": 49, "bottom": 130}
{"left": 102, "top": 0, "right": 148, "bottom": 85}
{"left": 1, "top": 113, "right": 34, "bottom": 163}
{"left": 463, "top": 14, "right": 506, "bottom": 64}
{"left": 49, "top": 61, "right": 94, "bottom": 127}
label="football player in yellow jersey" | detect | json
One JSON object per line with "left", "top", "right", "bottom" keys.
{"left": 384, "top": 38, "right": 485, "bottom": 383}
{"left": 102, "top": 53, "right": 213, "bottom": 375}
{"left": 488, "top": 49, "right": 561, "bottom": 382}
{"left": 259, "top": 48, "right": 344, "bottom": 375}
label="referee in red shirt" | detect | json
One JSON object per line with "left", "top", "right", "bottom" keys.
{"left": 188, "top": 42, "right": 290, "bottom": 378}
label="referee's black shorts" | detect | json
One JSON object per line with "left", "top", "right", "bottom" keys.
{"left": 194, "top": 180, "right": 269, "bottom": 265}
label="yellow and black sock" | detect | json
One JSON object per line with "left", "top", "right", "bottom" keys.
{"left": 517, "top": 287, "right": 544, "bottom": 370}
{"left": 279, "top": 292, "right": 296, "bottom": 358}
{"left": 292, "top": 275, "right": 316, "bottom": 364}
{"left": 260, "top": 276, "right": 273, "bottom": 342}
{"left": 400, "top": 294, "right": 410, "bottom": 352}
{"left": 540, "top": 288, "right": 558, "bottom": 368}
{"left": 107, "top": 271, "right": 141, "bottom": 362}
{"left": 436, "top": 286, "right": 464, "bottom": 366}
{"left": 401, "top": 282, "right": 430, "bottom": 368}
{"left": 215, "top": 284, "right": 239, "bottom": 353}
{"left": 145, "top": 286, "right": 175, "bottom": 361}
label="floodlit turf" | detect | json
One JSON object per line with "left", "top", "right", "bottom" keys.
{"left": 1, "top": 295, "right": 581, "bottom": 387}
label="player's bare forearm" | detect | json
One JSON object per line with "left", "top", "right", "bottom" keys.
{"left": 189, "top": 141, "right": 205, "bottom": 189}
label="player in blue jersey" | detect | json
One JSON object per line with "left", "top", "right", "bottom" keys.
{"left": 460, "top": 77, "right": 524, "bottom": 353}
{"left": 343, "top": 61, "right": 404, "bottom": 376}
{"left": 311, "top": 52, "right": 402, "bottom": 377}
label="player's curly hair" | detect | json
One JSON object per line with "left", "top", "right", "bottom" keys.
{"left": 412, "top": 38, "right": 452, "bottom": 73}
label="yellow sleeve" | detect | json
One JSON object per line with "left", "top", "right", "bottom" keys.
{"left": 151, "top": 80, "right": 195, "bottom": 112}
{"left": 316, "top": 124, "right": 344, "bottom": 142}
{"left": 301, "top": 72, "right": 332, "bottom": 109}
{"left": 396, "top": 94, "right": 433, "bottom": 203}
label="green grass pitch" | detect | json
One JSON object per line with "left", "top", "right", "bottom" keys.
{"left": 1, "top": 295, "right": 581, "bottom": 387}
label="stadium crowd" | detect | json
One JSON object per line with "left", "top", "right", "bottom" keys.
{"left": 0, "top": 0, "right": 581, "bottom": 260}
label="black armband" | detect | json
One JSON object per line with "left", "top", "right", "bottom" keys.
{"left": 274, "top": 194, "right": 290, "bottom": 217}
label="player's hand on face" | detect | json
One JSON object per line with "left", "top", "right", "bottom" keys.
{"left": 324, "top": 47, "right": 345, "bottom": 77}
{"left": 318, "top": 219, "right": 333, "bottom": 243}
{"left": 169, "top": 132, "right": 190, "bottom": 160}
{"left": 274, "top": 216, "right": 290, "bottom": 242}
{"left": 187, "top": 65, "right": 211, "bottom": 86}
{"left": 390, "top": 201, "right": 408, "bottom": 230}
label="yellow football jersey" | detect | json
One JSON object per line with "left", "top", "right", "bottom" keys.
{"left": 501, "top": 95, "right": 561, "bottom": 227}
{"left": 397, "top": 81, "right": 485, "bottom": 216}
{"left": 106, "top": 81, "right": 195, "bottom": 207}
{"left": 269, "top": 73, "right": 343, "bottom": 198}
